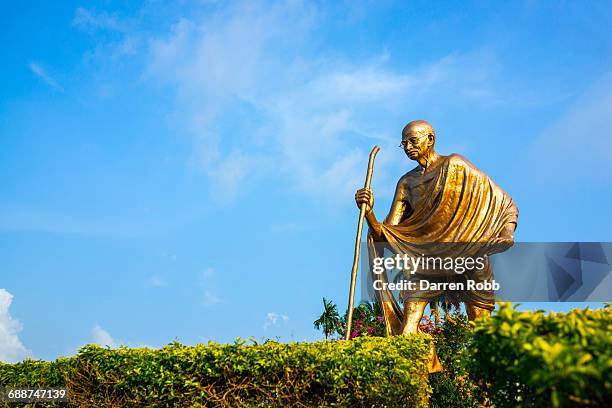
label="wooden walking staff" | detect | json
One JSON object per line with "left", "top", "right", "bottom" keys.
{"left": 345, "top": 145, "right": 380, "bottom": 340}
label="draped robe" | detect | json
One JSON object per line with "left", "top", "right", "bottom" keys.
{"left": 367, "top": 153, "right": 518, "bottom": 335}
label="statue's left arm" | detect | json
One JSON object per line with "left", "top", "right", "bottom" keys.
{"left": 487, "top": 186, "right": 518, "bottom": 254}
{"left": 452, "top": 153, "right": 518, "bottom": 254}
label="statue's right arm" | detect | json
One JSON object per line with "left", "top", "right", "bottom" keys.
{"left": 385, "top": 177, "right": 409, "bottom": 225}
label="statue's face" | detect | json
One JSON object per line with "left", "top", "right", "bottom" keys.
{"left": 400, "top": 129, "right": 434, "bottom": 161}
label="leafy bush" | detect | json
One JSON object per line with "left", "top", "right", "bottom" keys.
{"left": 3, "top": 303, "right": 610, "bottom": 407}
{"left": 313, "top": 300, "right": 386, "bottom": 340}
{"left": 338, "top": 302, "right": 387, "bottom": 339}
{"left": 1, "top": 336, "right": 432, "bottom": 407}
{"left": 429, "top": 312, "right": 484, "bottom": 407}
{"left": 469, "top": 302, "right": 612, "bottom": 407}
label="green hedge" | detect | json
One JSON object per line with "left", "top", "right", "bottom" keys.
{"left": 469, "top": 303, "right": 612, "bottom": 407}
{"left": 2, "top": 304, "right": 610, "bottom": 407}
{"left": 1, "top": 335, "right": 432, "bottom": 407}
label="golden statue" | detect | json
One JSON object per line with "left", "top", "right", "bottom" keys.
{"left": 355, "top": 120, "right": 518, "bottom": 370}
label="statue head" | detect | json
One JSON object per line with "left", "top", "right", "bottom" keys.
{"left": 401, "top": 120, "right": 436, "bottom": 162}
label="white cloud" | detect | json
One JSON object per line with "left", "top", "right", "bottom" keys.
{"left": 73, "top": 7, "right": 126, "bottom": 32}
{"left": 263, "top": 312, "right": 289, "bottom": 330}
{"left": 198, "top": 269, "right": 221, "bottom": 306}
{"left": 72, "top": 7, "right": 140, "bottom": 61}
{"left": 206, "top": 151, "right": 271, "bottom": 202}
{"left": 202, "top": 291, "right": 221, "bottom": 306}
{"left": 87, "top": 325, "right": 158, "bottom": 351}
{"left": 0, "top": 206, "right": 204, "bottom": 236}
{"left": 147, "top": 274, "right": 167, "bottom": 287}
{"left": 200, "top": 268, "right": 215, "bottom": 280}
{"left": 91, "top": 324, "right": 116, "bottom": 348}
{"left": 29, "top": 62, "right": 64, "bottom": 92}
{"left": 140, "top": 2, "right": 512, "bottom": 205}
{"left": 77, "top": 1, "right": 523, "bottom": 205}
{"left": 0, "top": 289, "right": 30, "bottom": 363}
{"left": 519, "top": 72, "right": 612, "bottom": 185}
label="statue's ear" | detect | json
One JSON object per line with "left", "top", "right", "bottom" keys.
{"left": 427, "top": 133, "right": 435, "bottom": 146}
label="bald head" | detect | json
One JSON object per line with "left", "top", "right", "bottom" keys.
{"left": 402, "top": 120, "right": 435, "bottom": 139}
{"left": 400, "top": 120, "right": 437, "bottom": 163}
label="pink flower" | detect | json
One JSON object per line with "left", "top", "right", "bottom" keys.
{"left": 350, "top": 330, "right": 359, "bottom": 339}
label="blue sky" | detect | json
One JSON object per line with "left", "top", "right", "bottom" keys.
{"left": 1, "top": 0, "right": 611, "bottom": 362}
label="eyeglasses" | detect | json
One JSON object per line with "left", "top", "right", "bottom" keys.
{"left": 399, "top": 134, "right": 429, "bottom": 149}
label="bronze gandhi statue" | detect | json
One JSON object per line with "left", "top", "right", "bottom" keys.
{"left": 355, "top": 120, "right": 518, "bottom": 341}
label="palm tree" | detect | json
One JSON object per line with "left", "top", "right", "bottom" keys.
{"left": 429, "top": 295, "right": 459, "bottom": 327}
{"left": 313, "top": 298, "right": 340, "bottom": 340}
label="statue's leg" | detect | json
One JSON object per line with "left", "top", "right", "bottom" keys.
{"left": 402, "top": 300, "right": 443, "bottom": 373}
{"left": 401, "top": 300, "right": 428, "bottom": 335}
{"left": 465, "top": 303, "right": 492, "bottom": 321}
